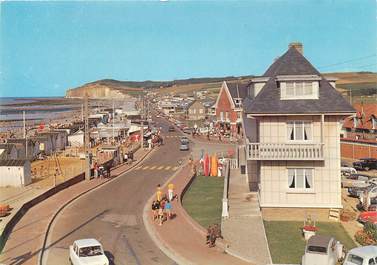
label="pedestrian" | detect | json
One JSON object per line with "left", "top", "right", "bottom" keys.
{"left": 206, "top": 225, "right": 213, "bottom": 245}
{"left": 168, "top": 183, "right": 174, "bottom": 202}
{"left": 165, "top": 200, "right": 172, "bottom": 219}
{"left": 151, "top": 200, "right": 158, "bottom": 221}
{"left": 124, "top": 153, "right": 128, "bottom": 164}
{"left": 156, "top": 184, "right": 162, "bottom": 201}
{"left": 207, "top": 131, "right": 210, "bottom": 141}
{"left": 94, "top": 162, "right": 99, "bottom": 178}
{"left": 128, "top": 151, "right": 134, "bottom": 163}
{"left": 158, "top": 205, "right": 164, "bottom": 226}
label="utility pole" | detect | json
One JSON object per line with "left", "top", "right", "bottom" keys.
{"left": 140, "top": 94, "right": 144, "bottom": 149}
{"left": 81, "top": 104, "right": 84, "bottom": 122}
{"left": 84, "top": 94, "right": 91, "bottom": 181}
{"left": 112, "top": 100, "right": 115, "bottom": 143}
{"left": 23, "top": 111, "right": 28, "bottom": 159}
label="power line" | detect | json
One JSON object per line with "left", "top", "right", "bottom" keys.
{"left": 318, "top": 54, "right": 377, "bottom": 69}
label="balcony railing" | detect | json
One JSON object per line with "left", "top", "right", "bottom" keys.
{"left": 246, "top": 142, "right": 324, "bottom": 160}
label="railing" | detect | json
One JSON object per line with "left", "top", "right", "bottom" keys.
{"left": 229, "top": 158, "right": 238, "bottom": 169}
{"left": 222, "top": 160, "right": 230, "bottom": 219}
{"left": 246, "top": 142, "right": 324, "bottom": 160}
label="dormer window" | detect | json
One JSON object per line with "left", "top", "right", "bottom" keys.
{"left": 234, "top": 98, "right": 242, "bottom": 108}
{"left": 280, "top": 81, "right": 319, "bottom": 100}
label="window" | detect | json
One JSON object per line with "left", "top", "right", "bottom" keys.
{"left": 346, "top": 254, "right": 363, "bottom": 265}
{"left": 287, "top": 121, "right": 312, "bottom": 141}
{"left": 192, "top": 109, "right": 196, "bottom": 114}
{"left": 288, "top": 168, "right": 313, "bottom": 190}
{"left": 220, "top": 112, "right": 224, "bottom": 121}
{"left": 199, "top": 109, "right": 203, "bottom": 114}
{"left": 281, "top": 81, "right": 318, "bottom": 99}
{"left": 225, "top": 112, "right": 229, "bottom": 120}
{"left": 237, "top": 112, "right": 241, "bottom": 119}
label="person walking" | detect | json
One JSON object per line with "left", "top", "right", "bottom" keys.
{"left": 168, "top": 183, "right": 174, "bottom": 202}
{"left": 156, "top": 184, "right": 162, "bottom": 201}
{"left": 151, "top": 200, "right": 158, "bottom": 221}
{"left": 158, "top": 203, "right": 164, "bottom": 226}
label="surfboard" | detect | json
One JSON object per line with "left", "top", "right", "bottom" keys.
{"left": 210, "top": 154, "right": 217, "bottom": 176}
{"left": 204, "top": 154, "right": 210, "bottom": 176}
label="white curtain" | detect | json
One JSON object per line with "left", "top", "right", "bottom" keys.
{"left": 304, "top": 122, "right": 312, "bottom": 140}
{"left": 305, "top": 169, "right": 313, "bottom": 189}
{"left": 288, "top": 169, "right": 295, "bottom": 188}
{"left": 286, "top": 82, "right": 294, "bottom": 96}
{"left": 296, "top": 122, "right": 304, "bottom": 140}
{"left": 287, "top": 122, "right": 294, "bottom": 140}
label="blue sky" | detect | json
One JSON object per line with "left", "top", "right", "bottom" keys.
{"left": 0, "top": 0, "right": 376, "bottom": 97}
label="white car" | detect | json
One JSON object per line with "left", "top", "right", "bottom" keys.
{"left": 341, "top": 166, "right": 357, "bottom": 176}
{"left": 69, "top": 239, "right": 109, "bottom": 265}
{"left": 344, "top": 245, "right": 377, "bottom": 265}
{"left": 301, "top": 235, "right": 342, "bottom": 265}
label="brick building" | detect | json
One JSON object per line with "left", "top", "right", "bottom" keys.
{"left": 214, "top": 81, "right": 247, "bottom": 135}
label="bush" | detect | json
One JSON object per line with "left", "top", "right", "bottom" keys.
{"left": 355, "top": 222, "right": 377, "bottom": 245}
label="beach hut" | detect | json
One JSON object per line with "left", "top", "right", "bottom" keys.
{"left": 0, "top": 160, "right": 31, "bottom": 187}
{"left": 68, "top": 130, "right": 84, "bottom": 147}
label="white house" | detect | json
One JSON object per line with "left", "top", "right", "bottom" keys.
{"left": 0, "top": 160, "right": 31, "bottom": 187}
{"left": 242, "top": 43, "right": 355, "bottom": 219}
{"left": 68, "top": 130, "right": 85, "bottom": 147}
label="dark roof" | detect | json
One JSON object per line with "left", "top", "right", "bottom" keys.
{"left": 307, "top": 235, "right": 333, "bottom": 248}
{"left": 227, "top": 83, "right": 248, "bottom": 101}
{"left": 245, "top": 47, "right": 355, "bottom": 114}
{"left": 0, "top": 159, "right": 28, "bottom": 167}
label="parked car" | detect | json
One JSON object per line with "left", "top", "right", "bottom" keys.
{"left": 69, "top": 239, "right": 109, "bottom": 265}
{"left": 301, "top": 235, "right": 342, "bottom": 265}
{"left": 342, "top": 174, "right": 370, "bottom": 189}
{"left": 353, "top": 158, "right": 377, "bottom": 171}
{"left": 168, "top": 126, "right": 175, "bottom": 132}
{"left": 182, "top": 127, "right": 192, "bottom": 134}
{"left": 358, "top": 211, "right": 377, "bottom": 225}
{"left": 180, "top": 136, "right": 189, "bottom": 145}
{"left": 344, "top": 245, "right": 377, "bottom": 265}
{"left": 341, "top": 165, "right": 357, "bottom": 176}
{"left": 179, "top": 143, "right": 189, "bottom": 151}
{"left": 198, "top": 127, "right": 209, "bottom": 134}
{"left": 349, "top": 183, "right": 377, "bottom": 198}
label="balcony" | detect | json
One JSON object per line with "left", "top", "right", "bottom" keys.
{"left": 246, "top": 142, "right": 324, "bottom": 161}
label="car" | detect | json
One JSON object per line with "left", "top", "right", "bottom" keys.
{"left": 180, "top": 136, "right": 189, "bottom": 145}
{"left": 69, "top": 239, "right": 109, "bottom": 265}
{"left": 342, "top": 174, "right": 370, "bottom": 189}
{"left": 344, "top": 245, "right": 377, "bottom": 265}
{"left": 198, "top": 127, "right": 209, "bottom": 134}
{"left": 341, "top": 165, "right": 357, "bottom": 176}
{"left": 358, "top": 211, "right": 377, "bottom": 225}
{"left": 353, "top": 158, "right": 377, "bottom": 171}
{"left": 168, "top": 126, "right": 175, "bottom": 132}
{"left": 349, "top": 184, "right": 377, "bottom": 198}
{"left": 179, "top": 143, "right": 189, "bottom": 151}
{"left": 182, "top": 127, "right": 192, "bottom": 134}
{"left": 301, "top": 235, "right": 343, "bottom": 265}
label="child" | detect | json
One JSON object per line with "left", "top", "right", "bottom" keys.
{"left": 165, "top": 200, "right": 172, "bottom": 219}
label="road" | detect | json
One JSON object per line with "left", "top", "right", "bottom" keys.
{"left": 43, "top": 117, "right": 189, "bottom": 265}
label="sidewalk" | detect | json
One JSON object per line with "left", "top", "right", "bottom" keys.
{"left": 0, "top": 147, "right": 151, "bottom": 265}
{"left": 221, "top": 168, "right": 272, "bottom": 265}
{"left": 144, "top": 165, "right": 251, "bottom": 265}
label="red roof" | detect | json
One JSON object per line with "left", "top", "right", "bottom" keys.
{"left": 343, "top": 103, "right": 377, "bottom": 130}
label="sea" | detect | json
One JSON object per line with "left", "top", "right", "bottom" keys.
{"left": 0, "top": 97, "right": 136, "bottom": 133}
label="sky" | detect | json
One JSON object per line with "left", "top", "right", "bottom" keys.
{"left": 0, "top": 0, "right": 376, "bottom": 97}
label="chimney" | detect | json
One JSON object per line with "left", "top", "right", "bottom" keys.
{"left": 289, "top": 42, "right": 303, "bottom": 55}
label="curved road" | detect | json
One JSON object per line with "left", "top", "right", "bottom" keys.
{"left": 43, "top": 118, "right": 188, "bottom": 265}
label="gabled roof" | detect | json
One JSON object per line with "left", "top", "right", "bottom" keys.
{"left": 214, "top": 81, "right": 248, "bottom": 109}
{"left": 343, "top": 103, "right": 377, "bottom": 130}
{"left": 227, "top": 82, "right": 248, "bottom": 100}
{"left": 245, "top": 46, "right": 355, "bottom": 115}
{"left": 186, "top": 100, "right": 205, "bottom": 110}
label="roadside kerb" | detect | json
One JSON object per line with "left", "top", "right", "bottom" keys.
{"left": 38, "top": 147, "right": 154, "bottom": 265}
{"left": 142, "top": 164, "right": 194, "bottom": 265}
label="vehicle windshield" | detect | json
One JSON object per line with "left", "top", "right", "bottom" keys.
{"left": 307, "top": 246, "right": 327, "bottom": 254}
{"left": 347, "top": 254, "right": 364, "bottom": 265}
{"left": 79, "top": 245, "right": 103, "bottom": 257}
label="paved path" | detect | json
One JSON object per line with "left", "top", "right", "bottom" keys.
{"left": 222, "top": 168, "right": 272, "bottom": 265}
{"left": 0, "top": 147, "right": 150, "bottom": 265}
{"left": 144, "top": 165, "right": 251, "bottom": 265}
{"left": 41, "top": 117, "right": 187, "bottom": 265}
